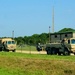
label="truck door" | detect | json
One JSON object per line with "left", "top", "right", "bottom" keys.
{"left": 70, "top": 39, "right": 75, "bottom": 54}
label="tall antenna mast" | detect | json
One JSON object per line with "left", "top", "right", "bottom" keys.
{"left": 52, "top": 6, "right": 54, "bottom": 33}
{"left": 12, "top": 30, "right": 14, "bottom": 39}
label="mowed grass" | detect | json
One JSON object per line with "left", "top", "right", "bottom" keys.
{"left": 0, "top": 52, "right": 75, "bottom": 75}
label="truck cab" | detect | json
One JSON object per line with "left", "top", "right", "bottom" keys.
{"left": 0, "top": 38, "right": 16, "bottom": 52}
{"left": 67, "top": 38, "right": 75, "bottom": 54}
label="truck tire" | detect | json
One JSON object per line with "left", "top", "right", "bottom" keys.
{"left": 46, "top": 47, "right": 52, "bottom": 55}
{"left": 63, "top": 50, "right": 70, "bottom": 56}
{"left": 58, "top": 52, "right": 61, "bottom": 55}
{"left": 0, "top": 47, "right": 2, "bottom": 51}
{"left": 74, "top": 53, "right": 75, "bottom": 55}
{"left": 51, "top": 48, "right": 57, "bottom": 55}
{"left": 63, "top": 47, "right": 70, "bottom": 56}
{"left": 47, "top": 50, "right": 51, "bottom": 55}
{"left": 12, "top": 49, "right": 16, "bottom": 52}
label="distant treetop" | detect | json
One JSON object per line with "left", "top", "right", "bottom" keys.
{"left": 58, "top": 28, "right": 75, "bottom": 33}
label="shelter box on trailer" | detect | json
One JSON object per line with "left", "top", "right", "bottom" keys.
{"left": 50, "top": 32, "right": 75, "bottom": 43}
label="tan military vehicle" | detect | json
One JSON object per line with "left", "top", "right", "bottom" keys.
{"left": 45, "top": 38, "right": 75, "bottom": 55}
{"left": 0, "top": 38, "right": 16, "bottom": 52}
{"left": 45, "top": 32, "right": 75, "bottom": 55}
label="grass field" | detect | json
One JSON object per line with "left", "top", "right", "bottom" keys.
{"left": 16, "top": 45, "right": 36, "bottom": 51}
{"left": 0, "top": 52, "right": 75, "bottom": 75}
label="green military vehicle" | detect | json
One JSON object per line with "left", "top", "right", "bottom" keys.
{"left": 46, "top": 38, "right": 75, "bottom": 55}
{"left": 0, "top": 38, "right": 16, "bottom": 52}
{"left": 45, "top": 32, "right": 75, "bottom": 55}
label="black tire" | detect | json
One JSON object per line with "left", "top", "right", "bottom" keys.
{"left": 47, "top": 50, "right": 51, "bottom": 55}
{"left": 58, "top": 52, "right": 61, "bottom": 55}
{"left": 0, "top": 47, "right": 2, "bottom": 51}
{"left": 6, "top": 50, "right": 9, "bottom": 52}
{"left": 63, "top": 50, "right": 70, "bottom": 56}
{"left": 4, "top": 49, "right": 9, "bottom": 52}
{"left": 12, "top": 49, "right": 16, "bottom": 52}
{"left": 51, "top": 48, "right": 57, "bottom": 55}
{"left": 63, "top": 47, "right": 70, "bottom": 56}
{"left": 46, "top": 47, "right": 52, "bottom": 55}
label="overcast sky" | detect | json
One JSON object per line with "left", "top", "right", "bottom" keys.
{"left": 0, "top": 0, "right": 75, "bottom": 37}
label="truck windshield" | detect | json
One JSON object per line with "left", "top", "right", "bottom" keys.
{"left": 12, "top": 41, "right": 15, "bottom": 44}
{"left": 7, "top": 41, "right": 15, "bottom": 44}
{"left": 71, "top": 39, "right": 75, "bottom": 44}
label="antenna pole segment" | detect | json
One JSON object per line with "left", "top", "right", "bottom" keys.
{"left": 52, "top": 6, "right": 54, "bottom": 33}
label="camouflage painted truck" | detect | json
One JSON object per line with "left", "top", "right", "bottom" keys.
{"left": 45, "top": 38, "right": 75, "bottom": 55}
{"left": 45, "top": 32, "right": 75, "bottom": 55}
{"left": 0, "top": 38, "right": 16, "bottom": 52}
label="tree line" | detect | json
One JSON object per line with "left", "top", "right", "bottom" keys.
{"left": 14, "top": 33, "right": 49, "bottom": 45}
{"left": 14, "top": 28, "right": 75, "bottom": 45}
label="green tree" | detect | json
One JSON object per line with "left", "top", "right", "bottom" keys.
{"left": 58, "top": 28, "right": 75, "bottom": 33}
{"left": 15, "top": 37, "right": 24, "bottom": 45}
{"left": 39, "top": 33, "right": 48, "bottom": 44}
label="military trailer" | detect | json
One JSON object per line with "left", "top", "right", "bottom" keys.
{"left": 45, "top": 32, "right": 75, "bottom": 55}
{"left": 0, "top": 38, "right": 16, "bottom": 52}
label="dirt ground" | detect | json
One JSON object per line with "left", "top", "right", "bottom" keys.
{"left": 16, "top": 50, "right": 74, "bottom": 55}
{"left": 16, "top": 50, "right": 47, "bottom": 54}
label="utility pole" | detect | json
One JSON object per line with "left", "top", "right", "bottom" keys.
{"left": 52, "top": 6, "right": 54, "bottom": 33}
{"left": 12, "top": 30, "right": 14, "bottom": 39}
{"left": 49, "top": 26, "right": 50, "bottom": 43}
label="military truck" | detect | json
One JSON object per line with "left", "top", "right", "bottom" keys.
{"left": 45, "top": 38, "right": 75, "bottom": 55}
{"left": 45, "top": 32, "right": 75, "bottom": 55}
{"left": 36, "top": 43, "right": 42, "bottom": 51}
{"left": 0, "top": 38, "right": 16, "bottom": 52}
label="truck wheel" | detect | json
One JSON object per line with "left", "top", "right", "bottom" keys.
{"left": 12, "top": 50, "right": 16, "bottom": 52}
{"left": 46, "top": 47, "right": 52, "bottom": 55}
{"left": 47, "top": 50, "right": 51, "bottom": 55}
{"left": 62, "top": 47, "right": 70, "bottom": 56}
{"left": 51, "top": 48, "right": 57, "bottom": 55}
{"left": 0, "top": 47, "right": 3, "bottom": 51}
{"left": 58, "top": 52, "right": 61, "bottom": 55}
{"left": 7, "top": 50, "right": 9, "bottom": 52}
{"left": 63, "top": 50, "right": 70, "bottom": 56}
